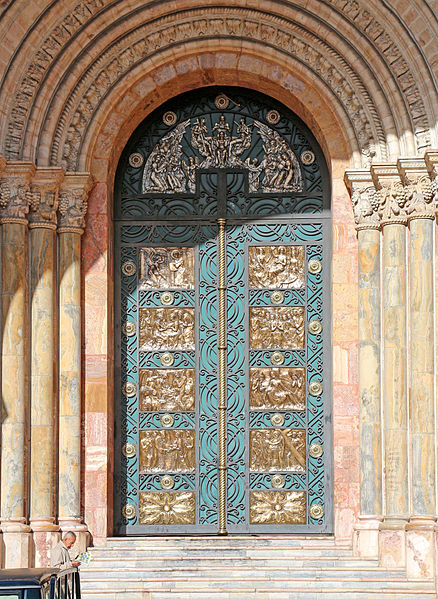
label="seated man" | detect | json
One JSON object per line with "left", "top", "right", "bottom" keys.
{"left": 51, "top": 532, "right": 80, "bottom": 569}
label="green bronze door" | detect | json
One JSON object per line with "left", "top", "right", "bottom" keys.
{"left": 114, "top": 88, "right": 331, "bottom": 535}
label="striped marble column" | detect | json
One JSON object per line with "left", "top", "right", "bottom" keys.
{"left": 0, "top": 161, "right": 35, "bottom": 567}
{"left": 345, "top": 171, "right": 382, "bottom": 558}
{"left": 372, "top": 165, "right": 409, "bottom": 569}
{"left": 57, "top": 173, "right": 92, "bottom": 553}
{"left": 29, "top": 168, "right": 64, "bottom": 566}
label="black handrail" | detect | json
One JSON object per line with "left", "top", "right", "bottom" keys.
{"left": 53, "top": 568, "right": 80, "bottom": 599}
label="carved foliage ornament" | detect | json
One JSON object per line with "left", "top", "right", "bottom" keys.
{"left": 0, "top": 179, "right": 32, "bottom": 222}
{"left": 58, "top": 188, "right": 88, "bottom": 230}
{"left": 377, "top": 180, "right": 409, "bottom": 224}
{"left": 29, "top": 185, "right": 59, "bottom": 227}
{"left": 351, "top": 185, "right": 380, "bottom": 228}
{"left": 404, "top": 175, "right": 435, "bottom": 218}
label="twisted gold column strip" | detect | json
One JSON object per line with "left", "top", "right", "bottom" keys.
{"left": 217, "top": 218, "right": 227, "bottom": 535}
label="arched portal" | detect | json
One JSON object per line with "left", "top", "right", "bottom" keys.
{"left": 114, "top": 87, "right": 332, "bottom": 535}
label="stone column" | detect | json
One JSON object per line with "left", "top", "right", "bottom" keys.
{"left": 345, "top": 171, "right": 383, "bottom": 558}
{"left": 57, "top": 173, "right": 92, "bottom": 553}
{"left": 372, "top": 165, "right": 409, "bottom": 568}
{"left": 0, "top": 161, "right": 35, "bottom": 567}
{"left": 28, "top": 168, "right": 64, "bottom": 566}
{"left": 400, "top": 157, "right": 437, "bottom": 579}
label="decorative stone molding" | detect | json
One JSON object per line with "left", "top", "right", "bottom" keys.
{"left": 0, "top": 161, "right": 36, "bottom": 224}
{"left": 344, "top": 170, "right": 380, "bottom": 230}
{"left": 29, "top": 167, "right": 64, "bottom": 230}
{"left": 371, "top": 164, "right": 408, "bottom": 226}
{"left": 57, "top": 172, "right": 93, "bottom": 233}
{"left": 397, "top": 159, "right": 435, "bottom": 220}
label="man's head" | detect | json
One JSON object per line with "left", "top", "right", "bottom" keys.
{"left": 62, "top": 532, "right": 77, "bottom": 549}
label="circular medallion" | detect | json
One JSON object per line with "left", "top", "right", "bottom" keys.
{"left": 215, "top": 94, "right": 229, "bottom": 109}
{"left": 309, "top": 381, "right": 323, "bottom": 396}
{"left": 122, "top": 504, "right": 136, "bottom": 519}
{"left": 160, "top": 475, "right": 175, "bottom": 489}
{"left": 122, "top": 321, "right": 136, "bottom": 336}
{"left": 160, "top": 413, "right": 175, "bottom": 428}
{"left": 270, "top": 351, "right": 285, "bottom": 366}
{"left": 270, "top": 290, "right": 284, "bottom": 305}
{"left": 160, "top": 352, "right": 174, "bottom": 367}
{"left": 122, "top": 442, "right": 136, "bottom": 458}
{"left": 122, "top": 261, "right": 136, "bottom": 276}
{"left": 308, "top": 259, "right": 322, "bottom": 274}
{"left": 309, "top": 443, "right": 324, "bottom": 458}
{"left": 123, "top": 381, "right": 137, "bottom": 397}
{"left": 301, "top": 150, "right": 315, "bottom": 165}
{"left": 270, "top": 413, "right": 285, "bottom": 427}
{"left": 271, "top": 474, "right": 285, "bottom": 489}
{"left": 160, "top": 291, "right": 174, "bottom": 306}
{"left": 308, "top": 320, "right": 322, "bottom": 335}
{"left": 163, "top": 111, "right": 177, "bottom": 126}
{"left": 310, "top": 504, "right": 324, "bottom": 519}
{"left": 128, "top": 152, "right": 144, "bottom": 168}
{"left": 266, "top": 109, "right": 280, "bottom": 124}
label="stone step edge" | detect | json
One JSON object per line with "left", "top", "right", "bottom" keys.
{"left": 89, "top": 546, "right": 354, "bottom": 552}
{"left": 104, "top": 535, "right": 340, "bottom": 540}
{"left": 82, "top": 566, "right": 390, "bottom": 573}
{"left": 81, "top": 588, "right": 436, "bottom": 595}
{"left": 82, "top": 576, "right": 433, "bottom": 584}
{"left": 85, "top": 555, "right": 377, "bottom": 562}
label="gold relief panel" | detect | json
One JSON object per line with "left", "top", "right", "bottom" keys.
{"left": 140, "top": 369, "right": 195, "bottom": 412}
{"left": 249, "top": 246, "right": 304, "bottom": 289}
{"left": 249, "top": 307, "right": 304, "bottom": 349}
{"left": 139, "top": 429, "right": 195, "bottom": 473}
{"left": 250, "top": 491, "right": 306, "bottom": 524}
{"left": 139, "top": 247, "right": 194, "bottom": 289}
{"left": 139, "top": 491, "right": 195, "bottom": 525}
{"left": 250, "top": 367, "right": 305, "bottom": 411}
{"left": 250, "top": 429, "right": 306, "bottom": 472}
{"left": 139, "top": 308, "right": 195, "bottom": 351}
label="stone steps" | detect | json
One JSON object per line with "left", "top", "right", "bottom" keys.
{"left": 80, "top": 537, "right": 436, "bottom": 599}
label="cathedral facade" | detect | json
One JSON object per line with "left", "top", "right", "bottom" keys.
{"left": 0, "top": 0, "right": 438, "bottom": 592}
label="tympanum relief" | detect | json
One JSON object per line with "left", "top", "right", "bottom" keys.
{"left": 139, "top": 429, "right": 195, "bottom": 472}
{"left": 249, "top": 245, "right": 304, "bottom": 289}
{"left": 139, "top": 308, "right": 195, "bottom": 351}
{"left": 139, "top": 368, "right": 195, "bottom": 412}
{"left": 139, "top": 247, "right": 194, "bottom": 289}
{"left": 250, "top": 429, "right": 306, "bottom": 472}
{"left": 249, "top": 307, "right": 304, "bottom": 349}
{"left": 250, "top": 367, "right": 305, "bottom": 411}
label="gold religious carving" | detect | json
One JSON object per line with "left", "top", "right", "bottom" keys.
{"left": 250, "top": 367, "right": 305, "bottom": 411}
{"left": 140, "top": 368, "right": 195, "bottom": 412}
{"left": 249, "top": 307, "right": 304, "bottom": 349}
{"left": 139, "top": 429, "right": 195, "bottom": 473}
{"left": 139, "top": 491, "right": 195, "bottom": 525}
{"left": 250, "top": 429, "right": 306, "bottom": 472}
{"left": 139, "top": 247, "right": 194, "bottom": 289}
{"left": 139, "top": 308, "right": 195, "bottom": 351}
{"left": 249, "top": 246, "right": 304, "bottom": 289}
{"left": 250, "top": 491, "right": 306, "bottom": 524}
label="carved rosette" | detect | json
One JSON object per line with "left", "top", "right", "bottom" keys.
{"left": 0, "top": 161, "right": 35, "bottom": 225}
{"left": 29, "top": 167, "right": 64, "bottom": 230}
{"left": 57, "top": 173, "right": 93, "bottom": 234}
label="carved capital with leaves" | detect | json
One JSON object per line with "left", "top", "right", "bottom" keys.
{"left": 397, "top": 158, "right": 435, "bottom": 220}
{"left": 344, "top": 169, "right": 380, "bottom": 230}
{"left": 29, "top": 167, "right": 64, "bottom": 229}
{"left": 370, "top": 164, "right": 407, "bottom": 226}
{"left": 57, "top": 172, "right": 93, "bottom": 233}
{"left": 0, "top": 161, "right": 36, "bottom": 224}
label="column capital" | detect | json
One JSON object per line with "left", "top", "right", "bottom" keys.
{"left": 57, "top": 172, "right": 93, "bottom": 234}
{"left": 344, "top": 169, "right": 380, "bottom": 230}
{"left": 371, "top": 163, "right": 407, "bottom": 226}
{"left": 29, "top": 167, "right": 64, "bottom": 230}
{"left": 0, "top": 161, "right": 36, "bottom": 225}
{"left": 397, "top": 158, "right": 435, "bottom": 221}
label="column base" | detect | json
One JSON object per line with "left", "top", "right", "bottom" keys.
{"left": 405, "top": 517, "right": 436, "bottom": 580}
{"left": 353, "top": 515, "right": 383, "bottom": 559}
{"left": 2, "top": 530, "right": 32, "bottom": 568}
{"left": 379, "top": 518, "right": 407, "bottom": 569}
{"left": 59, "top": 519, "right": 89, "bottom": 554}
{"left": 32, "top": 531, "right": 61, "bottom": 567}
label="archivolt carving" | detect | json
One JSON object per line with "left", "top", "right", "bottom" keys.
{"left": 45, "top": 8, "right": 388, "bottom": 170}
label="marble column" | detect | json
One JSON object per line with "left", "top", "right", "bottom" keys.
{"left": 0, "top": 161, "right": 35, "bottom": 567}
{"left": 372, "top": 165, "right": 409, "bottom": 568}
{"left": 29, "top": 168, "right": 64, "bottom": 566}
{"left": 400, "top": 158, "right": 437, "bottom": 578}
{"left": 345, "top": 171, "right": 383, "bottom": 558}
{"left": 57, "top": 173, "right": 92, "bottom": 554}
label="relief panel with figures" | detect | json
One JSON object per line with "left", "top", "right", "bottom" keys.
{"left": 139, "top": 307, "right": 195, "bottom": 351}
{"left": 249, "top": 307, "right": 305, "bottom": 349}
{"left": 250, "top": 429, "right": 306, "bottom": 472}
{"left": 139, "top": 247, "right": 194, "bottom": 289}
{"left": 248, "top": 246, "right": 304, "bottom": 289}
{"left": 139, "top": 429, "right": 195, "bottom": 472}
{"left": 139, "top": 368, "right": 195, "bottom": 412}
{"left": 249, "top": 367, "right": 305, "bottom": 411}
